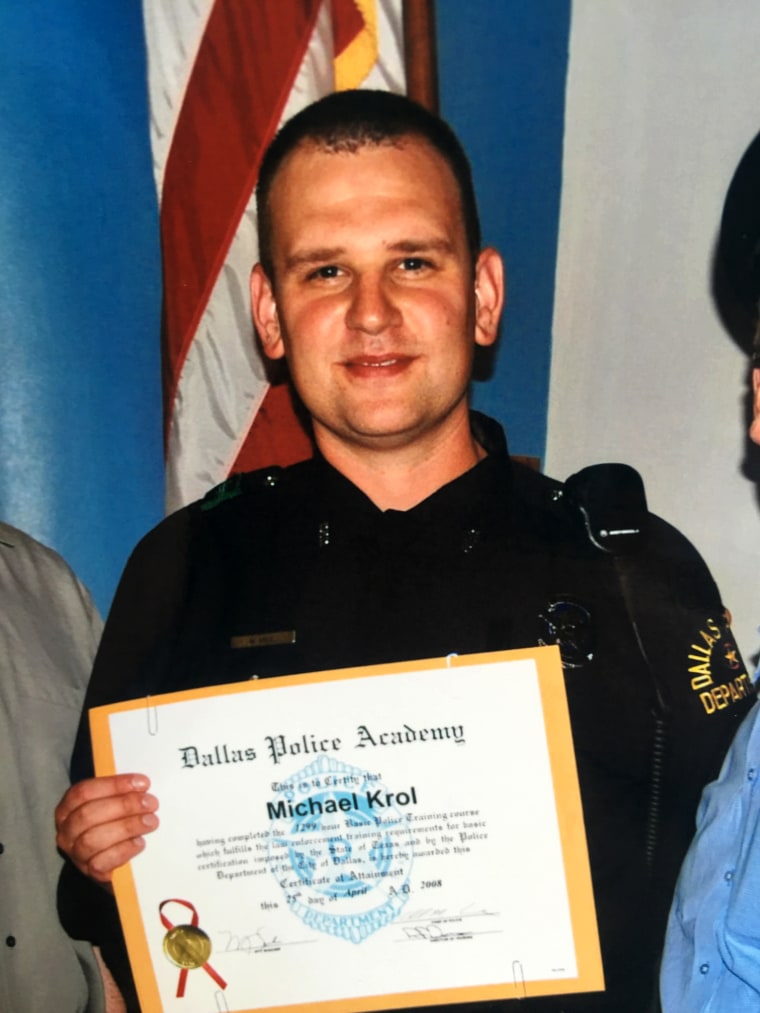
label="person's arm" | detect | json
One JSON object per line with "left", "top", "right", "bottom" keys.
{"left": 57, "top": 506, "right": 196, "bottom": 1009}
{"left": 94, "top": 946, "right": 127, "bottom": 1013}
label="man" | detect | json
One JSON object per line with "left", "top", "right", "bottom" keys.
{"left": 0, "top": 522, "right": 122, "bottom": 1012}
{"left": 660, "top": 133, "right": 760, "bottom": 1011}
{"left": 56, "top": 90, "right": 752, "bottom": 1012}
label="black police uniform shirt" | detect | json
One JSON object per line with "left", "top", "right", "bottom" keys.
{"left": 62, "top": 414, "right": 754, "bottom": 1013}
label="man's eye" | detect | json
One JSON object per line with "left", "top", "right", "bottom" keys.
{"left": 308, "top": 265, "right": 341, "bottom": 280}
{"left": 399, "top": 257, "right": 430, "bottom": 272}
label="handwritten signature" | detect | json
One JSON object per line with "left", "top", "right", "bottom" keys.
{"left": 218, "top": 929, "right": 314, "bottom": 956}
{"left": 396, "top": 904, "right": 500, "bottom": 943}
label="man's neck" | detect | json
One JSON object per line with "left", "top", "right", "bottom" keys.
{"left": 315, "top": 413, "right": 486, "bottom": 511}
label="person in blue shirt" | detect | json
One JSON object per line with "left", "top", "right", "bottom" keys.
{"left": 661, "top": 131, "right": 760, "bottom": 1011}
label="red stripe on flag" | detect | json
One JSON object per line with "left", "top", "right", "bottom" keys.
{"left": 229, "top": 0, "right": 376, "bottom": 477}
{"left": 231, "top": 383, "right": 314, "bottom": 473}
{"left": 161, "top": 0, "right": 322, "bottom": 441}
{"left": 332, "top": 0, "right": 365, "bottom": 57}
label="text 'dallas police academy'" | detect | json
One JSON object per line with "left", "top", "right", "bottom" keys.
{"left": 178, "top": 721, "right": 467, "bottom": 770}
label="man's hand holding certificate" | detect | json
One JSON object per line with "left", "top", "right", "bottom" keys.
{"left": 90, "top": 648, "right": 603, "bottom": 1012}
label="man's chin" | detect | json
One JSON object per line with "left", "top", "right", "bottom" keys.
{"left": 316, "top": 415, "right": 434, "bottom": 453}
{"left": 311, "top": 398, "right": 470, "bottom": 455}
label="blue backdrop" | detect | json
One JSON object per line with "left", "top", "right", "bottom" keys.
{"left": 0, "top": 0, "right": 163, "bottom": 612}
{"left": 438, "top": 0, "right": 569, "bottom": 458}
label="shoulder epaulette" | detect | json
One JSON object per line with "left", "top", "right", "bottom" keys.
{"left": 199, "top": 466, "right": 287, "bottom": 512}
{"left": 200, "top": 473, "right": 245, "bottom": 512}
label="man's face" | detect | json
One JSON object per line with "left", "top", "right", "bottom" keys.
{"left": 251, "top": 136, "right": 502, "bottom": 457}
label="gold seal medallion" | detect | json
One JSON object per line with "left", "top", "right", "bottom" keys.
{"left": 162, "top": 924, "right": 212, "bottom": 969}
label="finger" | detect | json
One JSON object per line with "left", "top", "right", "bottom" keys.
{"left": 81, "top": 826, "right": 155, "bottom": 883}
{"left": 55, "top": 773, "right": 150, "bottom": 825}
{"left": 56, "top": 789, "right": 159, "bottom": 857}
{"left": 75, "top": 814, "right": 160, "bottom": 883}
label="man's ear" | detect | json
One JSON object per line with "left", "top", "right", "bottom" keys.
{"left": 250, "top": 264, "right": 285, "bottom": 360}
{"left": 751, "top": 367, "right": 760, "bottom": 445}
{"left": 473, "top": 247, "right": 505, "bottom": 348}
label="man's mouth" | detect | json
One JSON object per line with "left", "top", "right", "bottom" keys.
{"left": 343, "top": 354, "right": 414, "bottom": 377}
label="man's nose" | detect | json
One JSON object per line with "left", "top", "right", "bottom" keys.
{"left": 345, "top": 273, "right": 401, "bottom": 334}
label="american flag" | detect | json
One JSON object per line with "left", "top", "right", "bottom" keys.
{"left": 143, "top": 0, "right": 407, "bottom": 513}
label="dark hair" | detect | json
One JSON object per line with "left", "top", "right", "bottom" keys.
{"left": 718, "top": 129, "right": 760, "bottom": 363}
{"left": 256, "top": 89, "right": 482, "bottom": 278}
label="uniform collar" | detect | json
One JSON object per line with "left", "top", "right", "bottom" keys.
{"left": 306, "top": 412, "right": 515, "bottom": 547}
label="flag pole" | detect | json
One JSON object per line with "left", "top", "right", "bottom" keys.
{"left": 403, "top": 0, "right": 438, "bottom": 112}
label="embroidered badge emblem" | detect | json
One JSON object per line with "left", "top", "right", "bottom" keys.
{"left": 538, "top": 599, "right": 594, "bottom": 669}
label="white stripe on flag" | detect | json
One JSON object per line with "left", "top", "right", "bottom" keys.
{"left": 359, "top": 0, "right": 405, "bottom": 92}
{"left": 142, "top": 0, "right": 214, "bottom": 200}
{"left": 164, "top": 2, "right": 335, "bottom": 512}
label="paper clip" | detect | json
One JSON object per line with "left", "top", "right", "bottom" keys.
{"left": 145, "top": 696, "right": 159, "bottom": 736}
{"left": 214, "top": 990, "right": 230, "bottom": 1011}
{"left": 445, "top": 653, "right": 458, "bottom": 667}
{"left": 512, "top": 959, "right": 527, "bottom": 998}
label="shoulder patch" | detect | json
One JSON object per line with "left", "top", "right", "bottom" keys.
{"left": 685, "top": 613, "right": 755, "bottom": 716}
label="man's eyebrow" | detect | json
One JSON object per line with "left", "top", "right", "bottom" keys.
{"left": 385, "top": 238, "right": 455, "bottom": 255}
{"left": 284, "top": 247, "right": 346, "bottom": 271}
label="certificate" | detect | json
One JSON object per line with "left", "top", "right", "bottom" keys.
{"left": 90, "top": 646, "right": 603, "bottom": 1012}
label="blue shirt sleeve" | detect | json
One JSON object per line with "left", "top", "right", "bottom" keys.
{"left": 661, "top": 694, "right": 760, "bottom": 1011}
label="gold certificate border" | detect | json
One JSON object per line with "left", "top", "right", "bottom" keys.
{"left": 90, "top": 645, "right": 604, "bottom": 1012}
